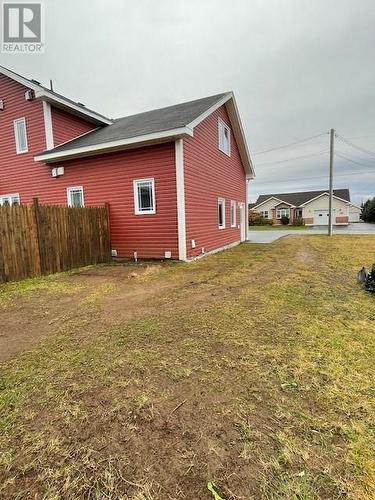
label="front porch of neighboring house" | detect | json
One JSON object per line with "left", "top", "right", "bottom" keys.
{"left": 260, "top": 203, "right": 302, "bottom": 225}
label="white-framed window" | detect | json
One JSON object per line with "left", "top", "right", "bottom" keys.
{"left": 67, "top": 186, "right": 84, "bottom": 207}
{"left": 14, "top": 118, "right": 28, "bottom": 154}
{"left": 218, "top": 198, "right": 225, "bottom": 229}
{"left": 260, "top": 210, "right": 269, "bottom": 219}
{"left": 230, "top": 200, "right": 236, "bottom": 227}
{"left": 0, "top": 193, "right": 20, "bottom": 206}
{"left": 295, "top": 208, "right": 303, "bottom": 218}
{"left": 218, "top": 119, "right": 231, "bottom": 156}
{"left": 277, "top": 208, "right": 290, "bottom": 219}
{"left": 133, "top": 178, "right": 156, "bottom": 215}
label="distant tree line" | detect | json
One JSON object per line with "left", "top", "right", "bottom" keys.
{"left": 361, "top": 197, "right": 375, "bottom": 222}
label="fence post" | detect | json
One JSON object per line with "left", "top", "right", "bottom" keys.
{"left": 31, "top": 198, "right": 42, "bottom": 276}
{"left": 105, "top": 203, "right": 111, "bottom": 258}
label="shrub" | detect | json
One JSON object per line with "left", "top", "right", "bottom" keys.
{"left": 280, "top": 216, "right": 289, "bottom": 225}
{"left": 292, "top": 217, "right": 305, "bottom": 226}
{"left": 361, "top": 197, "right": 375, "bottom": 222}
{"left": 249, "top": 211, "right": 270, "bottom": 226}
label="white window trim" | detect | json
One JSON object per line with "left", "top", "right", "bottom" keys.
{"left": 260, "top": 210, "right": 269, "bottom": 219}
{"left": 14, "top": 117, "right": 28, "bottom": 154}
{"left": 218, "top": 118, "right": 231, "bottom": 157}
{"left": 67, "top": 186, "right": 85, "bottom": 207}
{"left": 230, "top": 200, "right": 236, "bottom": 227}
{"left": 133, "top": 178, "right": 156, "bottom": 215}
{"left": 0, "top": 193, "right": 20, "bottom": 206}
{"left": 218, "top": 198, "right": 226, "bottom": 229}
{"left": 277, "top": 208, "right": 290, "bottom": 219}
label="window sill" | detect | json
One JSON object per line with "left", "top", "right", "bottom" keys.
{"left": 134, "top": 211, "right": 156, "bottom": 215}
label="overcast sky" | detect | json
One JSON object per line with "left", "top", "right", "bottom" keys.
{"left": 1, "top": 0, "right": 374, "bottom": 204}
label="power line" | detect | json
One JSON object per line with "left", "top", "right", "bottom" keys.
{"left": 255, "top": 150, "right": 328, "bottom": 167}
{"left": 336, "top": 151, "right": 375, "bottom": 169}
{"left": 336, "top": 134, "right": 375, "bottom": 158}
{"left": 253, "top": 132, "right": 328, "bottom": 155}
{"left": 253, "top": 168, "right": 375, "bottom": 184}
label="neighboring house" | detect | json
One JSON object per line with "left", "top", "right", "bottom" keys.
{"left": 251, "top": 189, "right": 361, "bottom": 226}
{"left": 0, "top": 66, "right": 255, "bottom": 260}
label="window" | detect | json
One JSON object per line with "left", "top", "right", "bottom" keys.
{"left": 14, "top": 118, "right": 28, "bottom": 154}
{"left": 231, "top": 200, "right": 236, "bottom": 227}
{"left": 277, "top": 208, "right": 290, "bottom": 219}
{"left": 67, "top": 186, "right": 84, "bottom": 207}
{"left": 295, "top": 208, "right": 303, "bottom": 218}
{"left": 218, "top": 198, "right": 225, "bottom": 229}
{"left": 0, "top": 193, "right": 20, "bottom": 206}
{"left": 260, "top": 210, "right": 269, "bottom": 219}
{"left": 218, "top": 119, "right": 231, "bottom": 156}
{"left": 134, "top": 178, "right": 156, "bottom": 214}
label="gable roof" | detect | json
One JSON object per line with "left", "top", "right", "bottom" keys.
{"left": 34, "top": 92, "right": 255, "bottom": 177}
{"left": 0, "top": 65, "right": 112, "bottom": 125}
{"left": 253, "top": 189, "right": 350, "bottom": 208}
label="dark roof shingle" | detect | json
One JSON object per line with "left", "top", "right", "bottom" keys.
{"left": 41, "top": 93, "right": 229, "bottom": 154}
{"left": 254, "top": 189, "right": 350, "bottom": 207}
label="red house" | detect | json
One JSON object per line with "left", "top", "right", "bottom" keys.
{"left": 0, "top": 66, "right": 255, "bottom": 261}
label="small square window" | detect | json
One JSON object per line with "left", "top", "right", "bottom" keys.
{"left": 218, "top": 198, "right": 225, "bottom": 229}
{"left": 67, "top": 186, "right": 84, "bottom": 207}
{"left": 14, "top": 118, "right": 28, "bottom": 154}
{"left": 134, "top": 178, "right": 156, "bottom": 215}
{"left": 218, "top": 119, "right": 231, "bottom": 156}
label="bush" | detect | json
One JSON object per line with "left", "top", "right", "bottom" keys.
{"left": 280, "top": 216, "right": 289, "bottom": 225}
{"left": 249, "top": 211, "right": 271, "bottom": 226}
{"left": 361, "top": 197, "right": 375, "bottom": 222}
{"left": 292, "top": 217, "right": 305, "bottom": 226}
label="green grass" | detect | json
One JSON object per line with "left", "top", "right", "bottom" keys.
{"left": 0, "top": 236, "right": 374, "bottom": 499}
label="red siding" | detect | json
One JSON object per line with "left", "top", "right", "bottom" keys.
{"left": 0, "top": 74, "right": 51, "bottom": 201}
{"left": 51, "top": 107, "right": 97, "bottom": 146}
{"left": 184, "top": 105, "right": 246, "bottom": 258}
{"left": 35, "top": 144, "right": 179, "bottom": 260}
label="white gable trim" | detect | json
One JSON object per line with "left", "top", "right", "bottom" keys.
{"left": 252, "top": 196, "right": 294, "bottom": 211}
{"left": 35, "top": 127, "right": 193, "bottom": 163}
{"left": 300, "top": 192, "right": 351, "bottom": 206}
{"left": 187, "top": 92, "right": 255, "bottom": 179}
{"left": 0, "top": 65, "right": 112, "bottom": 125}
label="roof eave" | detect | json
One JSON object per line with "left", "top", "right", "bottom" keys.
{"left": 34, "top": 126, "right": 193, "bottom": 163}
{"left": 0, "top": 65, "right": 112, "bottom": 125}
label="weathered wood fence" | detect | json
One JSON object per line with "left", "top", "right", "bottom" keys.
{"left": 0, "top": 199, "right": 111, "bottom": 282}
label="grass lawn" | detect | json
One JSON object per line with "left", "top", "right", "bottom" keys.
{"left": 1, "top": 236, "right": 375, "bottom": 499}
{"left": 249, "top": 225, "right": 308, "bottom": 230}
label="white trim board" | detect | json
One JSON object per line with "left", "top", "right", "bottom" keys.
{"left": 35, "top": 127, "right": 193, "bottom": 163}
{"left": 300, "top": 192, "right": 351, "bottom": 206}
{"left": 175, "top": 139, "right": 187, "bottom": 261}
{"left": 43, "top": 101, "right": 54, "bottom": 149}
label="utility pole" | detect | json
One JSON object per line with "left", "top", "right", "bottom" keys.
{"left": 328, "top": 128, "right": 335, "bottom": 236}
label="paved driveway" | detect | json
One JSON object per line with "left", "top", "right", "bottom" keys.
{"left": 247, "top": 223, "right": 375, "bottom": 243}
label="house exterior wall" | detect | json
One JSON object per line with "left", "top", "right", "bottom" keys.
{"left": 349, "top": 205, "right": 361, "bottom": 222}
{"left": 38, "top": 143, "right": 179, "bottom": 259}
{"left": 0, "top": 74, "right": 50, "bottom": 201}
{"left": 183, "top": 105, "right": 246, "bottom": 258}
{"left": 303, "top": 195, "right": 349, "bottom": 225}
{"left": 51, "top": 107, "right": 97, "bottom": 146}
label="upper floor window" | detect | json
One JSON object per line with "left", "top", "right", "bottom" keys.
{"left": 218, "top": 198, "right": 225, "bottom": 229}
{"left": 14, "top": 118, "right": 28, "bottom": 154}
{"left": 277, "top": 208, "right": 290, "bottom": 219}
{"left": 0, "top": 193, "right": 20, "bottom": 206}
{"left": 67, "top": 186, "right": 84, "bottom": 207}
{"left": 218, "top": 119, "right": 231, "bottom": 156}
{"left": 134, "top": 178, "right": 156, "bottom": 215}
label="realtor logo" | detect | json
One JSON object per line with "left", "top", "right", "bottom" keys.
{"left": 2, "top": 2, "right": 44, "bottom": 53}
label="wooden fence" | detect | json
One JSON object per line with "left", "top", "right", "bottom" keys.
{"left": 0, "top": 199, "right": 111, "bottom": 282}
